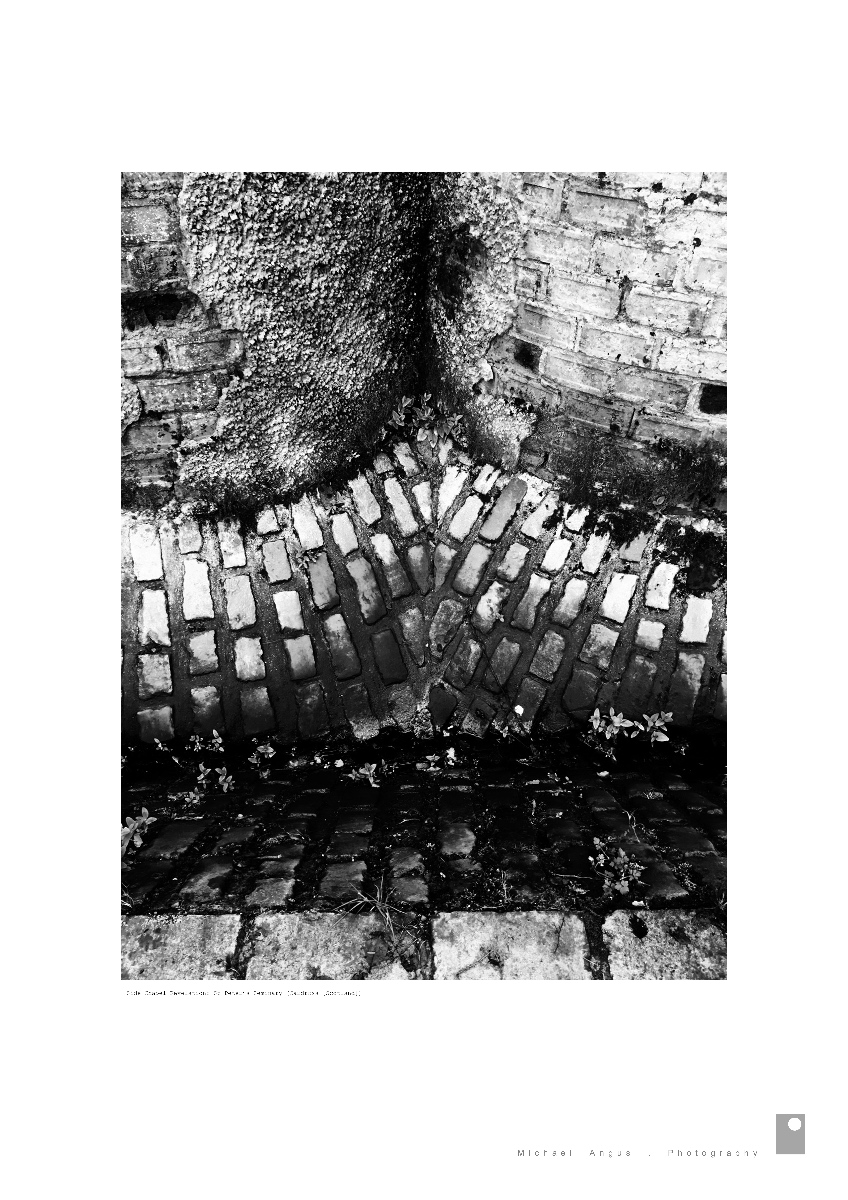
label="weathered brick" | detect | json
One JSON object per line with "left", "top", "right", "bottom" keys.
{"left": 580, "top": 532, "right": 610, "bottom": 574}
{"left": 486, "top": 637, "right": 522, "bottom": 688}
{"left": 440, "top": 822, "right": 475, "bottom": 858}
{"left": 564, "top": 505, "right": 589, "bottom": 532}
{"left": 430, "top": 598, "right": 465, "bottom": 656}
{"left": 346, "top": 556, "right": 387, "bottom": 623}
{"left": 242, "top": 686, "right": 276, "bottom": 735}
{"left": 552, "top": 578, "right": 588, "bottom": 626}
{"left": 600, "top": 572, "right": 638, "bottom": 623}
{"left": 272, "top": 589, "right": 304, "bottom": 633}
{"left": 177, "top": 519, "right": 203, "bottom": 553}
{"left": 291, "top": 499, "right": 324, "bottom": 549}
{"left": 433, "top": 543, "right": 456, "bottom": 589}
{"left": 612, "top": 371, "right": 688, "bottom": 410}
{"left": 224, "top": 576, "right": 256, "bottom": 630}
{"left": 191, "top": 684, "right": 223, "bottom": 732}
{"left": 428, "top": 685, "right": 458, "bottom": 728}
{"left": 349, "top": 475, "right": 381, "bottom": 525}
{"left": 217, "top": 520, "right": 246, "bottom": 568}
{"left": 655, "top": 340, "right": 726, "bottom": 381}
{"left": 453, "top": 542, "right": 492, "bottom": 595}
{"left": 519, "top": 306, "right": 578, "bottom": 348}
{"left": 138, "top": 705, "right": 174, "bottom": 742}
{"left": 245, "top": 872, "right": 298, "bottom": 907}
{"left": 307, "top": 552, "right": 339, "bottom": 610}
{"left": 473, "top": 464, "right": 501, "bottom": 494}
{"left": 234, "top": 636, "right": 265, "bottom": 681}
{"left": 121, "top": 342, "right": 163, "bottom": 377}
{"left": 182, "top": 558, "right": 214, "bottom": 621}
{"left": 635, "top": 619, "right": 665, "bottom": 651}
{"left": 702, "top": 298, "right": 727, "bottom": 340}
{"left": 129, "top": 523, "right": 163, "bottom": 581}
{"left": 256, "top": 507, "right": 279, "bottom": 535}
{"left": 165, "top": 332, "right": 241, "bottom": 373}
{"left": 341, "top": 683, "right": 379, "bottom": 740}
{"left": 446, "top": 635, "right": 482, "bottom": 688}
{"left": 659, "top": 827, "right": 717, "bottom": 857}
{"left": 620, "top": 531, "right": 650, "bottom": 563}
{"left": 593, "top": 238, "right": 678, "bottom": 286}
{"left": 667, "top": 651, "right": 705, "bottom": 724}
{"left": 525, "top": 224, "right": 593, "bottom": 271}
{"left": 449, "top": 495, "right": 484, "bottom": 540}
{"left": 437, "top": 465, "right": 468, "bottom": 519}
{"left": 547, "top": 275, "right": 620, "bottom": 318}
{"left": 580, "top": 624, "right": 619, "bottom": 670}
{"left": 562, "top": 664, "right": 600, "bottom": 714}
{"left": 393, "top": 441, "right": 419, "bottom": 476}
{"left": 688, "top": 252, "right": 727, "bottom": 294}
{"left": 511, "top": 574, "right": 551, "bottom": 631}
{"left": 285, "top": 635, "right": 317, "bottom": 680}
{"left": 411, "top": 481, "right": 432, "bottom": 523}
{"left": 121, "top": 203, "right": 175, "bottom": 243}
{"left": 297, "top": 681, "right": 329, "bottom": 738}
{"left": 656, "top": 207, "right": 726, "bottom": 248}
{"left": 473, "top": 581, "right": 510, "bottom": 633}
{"left": 568, "top": 190, "right": 645, "bottom": 235}
{"left": 382, "top": 477, "right": 419, "bottom": 536}
{"left": 140, "top": 818, "right": 211, "bottom": 861}
{"left": 331, "top": 513, "right": 358, "bottom": 556}
{"left": 479, "top": 476, "right": 528, "bottom": 541}
{"left": 497, "top": 543, "right": 529, "bottom": 581}
{"left": 398, "top": 608, "right": 426, "bottom": 665}
{"left": 391, "top": 847, "right": 424, "bottom": 878}
{"left": 514, "top": 677, "right": 547, "bottom": 727}
{"left": 319, "top": 861, "right": 366, "bottom": 901}
{"left": 520, "top": 492, "right": 558, "bottom": 539}
{"left": 262, "top": 539, "right": 291, "bottom": 582}
{"left": 617, "top": 652, "right": 657, "bottom": 715}
{"left": 372, "top": 628, "right": 408, "bottom": 684}
{"left": 370, "top": 534, "right": 412, "bottom": 598}
{"left": 138, "top": 653, "right": 171, "bottom": 699}
{"left": 579, "top": 324, "right": 653, "bottom": 367}
{"left": 138, "top": 589, "right": 170, "bottom": 647}
{"left": 406, "top": 544, "right": 431, "bottom": 593}
{"left": 323, "top": 614, "right": 361, "bottom": 679}
{"left": 188, "top": 630, "right": 218, "bottom": 675}
{"left": 541, "top": 348, "right": 611, "bottom": 395}
{"left": 530, "top": 631, "right": 566, "bottom": 681}
{"left": 645, "top": 562, "right": 678, "bottom": 609}
{"left": 541, "top": 535, "right": 572, "bottom": 574}
{"left": 680, "top": 596, "right": 713, "bottom": 643}
{"left": 625, "top": 288, "right": 708, "bottom": 334}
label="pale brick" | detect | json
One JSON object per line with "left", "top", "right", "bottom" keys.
{"left": 518, "top": 304, "right": 578, "bottom": 348}
{"left": 331, "top": 513, "right": 358, "bottom": 557}
{"left": 656, "top": 340, "right": 726, "bottom": 381}
{"left": 437, "top": 465, "right": 468, "bottom": 519}
{"left": 645, "top": 562, "right": 678, "bottom": 609}
{"left": 429, "top": 598, "right": 465, "bottom": 656}
{"left": 552, "top": 577, "right": 589, "bottom": 626}
{"left": 636, "top": 619, "right": 665, "bottom": 651}
{"left": 349, "top": 476, "right": 381, "bottom": 525}
{"left": 667, "top": 651, "right": 706, "bottom": 724}
{"left": 656, "top": 207, "right": 726, "bottom": 248}
{"left": 702, "top": 298, "right": 727, "bottom": 339}
{"left": 138, "top": 653, "right": 172, "bottom": 699}
{"left": 579, "top": 324, "right": 652, "bottom": 367}
{"left": 177, "top": 520, "right": 203, "bottom": 553}
{"left": 434, "top": 544, "right": 456, "bottom": 589}
{"left": 541, "top": 535, "right": 572, "bottom": 574}
{"left": 256, "top": 507, "right": 279, "bottom": 534}
{"left": 473, "top": 581, "right": 510, "bottom": 633}
{"left": 520, "top": 492, "right": 559, "bottom": 539}
{"left": 449, "top": 495, "right": 484, "bottom": 540}
{"left": 182, "top": 559, "right": 214, "bottom": 620}
{"left": 273, "top": 589, "right": 304, "bottom": 632}
{"left": 370, "top": 534, "right": 412, "bottom": 598}
{"left": 564, "top": 505, "right": 589, "bottom": 532}
{"left": 394, "top": 442, "right": 419, "bottom": 476}
{"left": 406, "top": 544, "right": 431, "bottom": 592}
{"left": 217, "top": 520, "right": 246, "bottom": 568}
{"left": 680, "top": 596, "right": 713, "bottom": 643}
{"left": 138, "top": 589, "right": 170, "bottom": 647}
{"left": 224, "top": 576, "right": 256, "bottom": 630}
{"left": 398, "top": 608, "right": 426, "bottom": 665}
{"left": 620, "top": 531, "right": 650, "bottom": 562}
{"left": 285, "top": 635, "right": 317, "bottom": 681}
{"left": 525, "top": 225, "right": 593, "bottom": 271}
{"left": 453, "top": 543, "right": 492, "bottom": 596}
{"left": 479, "top": 476, "right": 528, "bottom": 541}
{"left": 600, "top": 572, "right": 638, "bottom": 623}
{"left": 129, "top": 523, "right": 163, "bottom": 581}
{"left": 580, "top": 624, "right": 619, "bottom": 670}
{"left": 511, "top": 574, "right": 551, "bottom": 631}
{"left": 234, "top": 636, "right": 265, "bottom": 681}
{"left": 625, "top": 288, "right": 708, "bottom": 334}
{"left": 581, "top": 533, "right": 610, "bottom": 574}
{"left": 382, "top": 477, "right": 419, "bottom": 536}
{"left": 291, "top": 499, "right": 323, "bottom": 549}
{"left": 323, "top": 614, "right": 361, "bottom": 679}
{"left": 446, "top": 635, "right": 482, "bottom": 688}
{"left": 242, "top": 686, "right": 275, "bottom": 735}
{"left": 497, "top": 543, "right": 529, "bottom": 581}
{"left": 138, "top": 705, "right": 174, "bottom": 742}
{"left": 262, "top": 538, "right": 291, "bottom": 582}
{"left": 593, "top": 239, "right": 678, "bottom": 286}
{"left": 530, "top": 631, "right": 566, "bottom": 681}
{"left": 191, "top": 685, "right": 223, "bottom": 732}
{"left": 542, "top": 349, "right": 610, "bottom": 395}
{"left": 374, "top": 453, "right": 393, "bottom": 473}
{"left": 568, "top": 190, "right": 645, "bottom": 235}
{"left": 689, "top": 252, "right": 727, "bottom": 294}
{"left": 188, "top": 630, "right": 217, "bottom": 675}
{"left": 307, "top": 552, "right": 339, "bottom": 610}
{"left": 547, "top": 275, "right": 620, "bottom": 319}
{"left": 346, "top": 556, "right": 387, "bottom": 624}
{"left": 474, "top": 464, "right": 500, "bottom": 494}
{"left": 487, "top": 637, "right": 522, "bottom": 687}
{"left": 412, "top": 481, "right": 433, "bottom": 523}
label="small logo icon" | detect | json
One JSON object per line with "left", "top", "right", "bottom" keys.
{"left": 776, "top": 1114, "right": 805, "bottom": 1154}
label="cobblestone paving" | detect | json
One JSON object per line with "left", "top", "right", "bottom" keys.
{"left": 122, "top": 438, "right": 727, "bottom": 745}
{"left": 122, "top": 734, "right": 726, "bottom": 978}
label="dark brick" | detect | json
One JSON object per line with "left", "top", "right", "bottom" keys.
{"left": 445, "top": 635, "right": 482, "bottom": 688}
{"left": 485, "top": 637, "right": 522, "bottom": 688}
{"left": 319, "top": 861, "right": 366, "bottom": 900}
{"left": 659, "top": 826, "right": 718, "bottom": 856}
{"left": 562, "top": 664, "right": 600, "bottom": 715}
{"left": 618, "top": 652, "right": 658, "bottom": 716}
{"left": 479, "top": 477, "right": 528, "bottom": 541}
{"left": 429, "top": 686, "right": 458, "bottom": 728}
{"left": 297, "top": 680, "right": 329, "bottom": 738}
{"left": 372, "top": 628, "right": 408, "bottom": 683}
{"left": 140, "top": 820, "right": 211, "bottom": 860}
{"left": 327, "top": 833, "right": 370, "bottom": 860}
{"left": 429, "top": 598, "right": 465, "bottom": 657}
{"left": 529, "top": 630, "right": 566, "bottom": 681}
{"left": 323, "top": 613, "right": 361, "bottom": 679}
{"left": 178, "top": 858, "right": 234, "bottom": 904}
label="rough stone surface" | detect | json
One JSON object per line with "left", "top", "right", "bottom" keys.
{"left": 121, "top": 915, "right": 241, "bottom": 980}
{"left": 603, "top": 911, "right": 726, "bottom": 980}
{"left": 244, "top": 914, "right": 416, "bottom": 980}
{"left": 432, "top": 912, "right": 591, "bottom": 980}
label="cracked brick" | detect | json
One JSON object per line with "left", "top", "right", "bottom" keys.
{"left": 430, "top": 598, "right": 464, "bottom": 656}
{"left": 485, "top": 637, "right": 522, "bottom": 688}
{"left": 474, "top": 464, "right": 500, "bottom": 494}
{"left": 224, "top": 576, "right": 256, "bottom": 630}
{"left": 383, "top": 476, "right": 419, "bottom": 536}
{"left": 394, "top": 442, "right": 419, "bottom": 476}
{"left": 433, "top": 543, "right": 456, "bottom": 589}
{"left": 453, "top": 542, "right": 492, "bottom": 596}
{"left": 412, "top": 481, "right": 433, "bottom": 523}
{"left": 520, "top": 492, "right": 559, "bottom": 539}
{"left": 446, "top": 635, "right": 482, "bottom": 688}
{"left": 406, "top": 544, "right": 431, "bottom": 593}
{"left": 371, "top": 533, "right": 412, "bottom": 598}
{"left": 399, "top": 608, "right": 426, "bottom": 665}
{"left": 323, "top": 613, "right": 361, "bottom": 679}
{"left": 511, "top": 574, "right": 551, "bottom": 631}
{"left": 437, "top": 465, "right": 468, "bottom": 518}
{"left": 346, "top": 556, "right": 387, "bottom": 623}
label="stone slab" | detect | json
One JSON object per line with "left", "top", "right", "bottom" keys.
{"left": 603, "top": 910, "right": 726, "bottom": 980}
{"left": 432, "top": 912, "right": 591, "bottom": 979}
{"left": 121, "top": 915, "right": 241, "bottom": 979}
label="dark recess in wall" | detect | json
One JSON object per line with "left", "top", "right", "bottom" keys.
{"left": 699, "top": 383, "right": 727, "bottom": 415}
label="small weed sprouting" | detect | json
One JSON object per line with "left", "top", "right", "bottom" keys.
{"left": 121, "top": 809, "right": 157, "bottom": 858}
{"left": 588, "top": 837, "right": 645, "bottom": 898}
{"left": 345, "top": 763, "right": 380, "bottom": 788}
{"left": 378, "top": 392, "right": 465, "bottom": 458}
{"left": 584, "top": 708, "right": 673, "bottom": 760}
